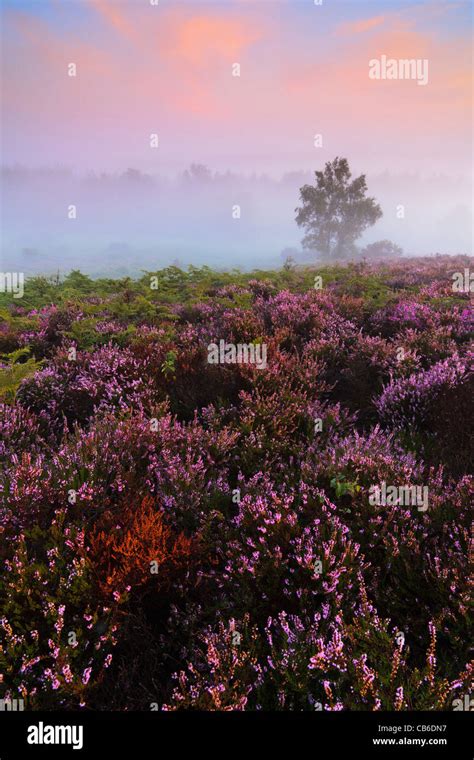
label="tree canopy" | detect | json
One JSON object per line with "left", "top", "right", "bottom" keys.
{"left": 295, "top": 157, "right": 383, "bottom": 259}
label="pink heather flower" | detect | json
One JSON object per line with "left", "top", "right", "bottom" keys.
{"left": 394, "top": 686, "right": 404, "bottom": 710}
{"left": 82, "top": 667, "right": 92, "bottom": 685}
{"left": 62, "top": 664, "right": 73, "bottom": 683}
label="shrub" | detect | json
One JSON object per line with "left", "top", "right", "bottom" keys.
{"left": 376, "top": 353, "right": 473, "bottom": 474}
{"left": 2, "top": 258, "right": 472, "bottom": 710}
{"left": 88, "top": 496, "right": 195, "bottom": 599}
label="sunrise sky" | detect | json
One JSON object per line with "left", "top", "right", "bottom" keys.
{"left": 1, "top": 0, "right": 472, "bottom": 177}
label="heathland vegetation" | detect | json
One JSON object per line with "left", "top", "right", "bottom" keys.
{"left": 0, "top": 255, "right": 472, "bottom": 709}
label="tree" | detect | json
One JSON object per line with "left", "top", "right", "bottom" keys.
{"left": 183, "top": 164, "right": 213, "bottom": 183}
{"left": 360, "top": 240, "right": 403, "bottom": 259}
{"left": 295, "top": 157, "right": 382, "bottom": 259}
{"left": 121, "top": 168, "right": 153, "bottom": 185}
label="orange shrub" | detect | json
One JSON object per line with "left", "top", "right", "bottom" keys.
{"left": 89, "top": 496, "right": 195, "bottom": 597}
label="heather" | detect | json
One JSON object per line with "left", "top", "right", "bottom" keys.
{"left": 0, "top": 256, "right": 472, "bottom": 711}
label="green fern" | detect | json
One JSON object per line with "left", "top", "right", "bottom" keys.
{"left": 0, "top": 348, "right": 43, "bottom": 402}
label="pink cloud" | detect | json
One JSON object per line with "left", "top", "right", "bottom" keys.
{"left": 87, "top": 0, "right": 136, "bottom": 41}
{"left": 283, "top": 18, "right": 470, "bottom": 126}
{"left": 337, "top": 15, "right": 385, "bottom": 36}
{"left": 169, "top": 14, "right": 262, "bottom": 65}
{"left": 1, "top": 1, "right": 470, "bottom": 174}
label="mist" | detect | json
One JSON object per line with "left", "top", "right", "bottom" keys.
{"left": 1, "top": 164, "right": 472, "bottom": 278}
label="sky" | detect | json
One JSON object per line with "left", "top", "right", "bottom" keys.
{"left": 1, "top": 0, "right": 472, "bottom": 175}
{"left": 0, "top": 0, "right": 472, "bottom": 272}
